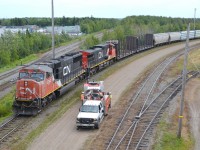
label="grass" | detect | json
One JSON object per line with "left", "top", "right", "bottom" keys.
{"left": 0, "top": 88, "right": 15, "bottom": 123}
{"left": 167, "top": 48, "right": 200, "bottom": 77}
{"left": 152, "top": 115, "right": 194, "bottom": 150}
{"left": 0, "top": 54, "right": 38, "bottom": 73}
{"left": 153, "top": 119, "right": 193, "bottom": 150}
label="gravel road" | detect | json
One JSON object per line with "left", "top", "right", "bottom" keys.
{"left": 28, "top": 41, "right": 200, "bottom": 150}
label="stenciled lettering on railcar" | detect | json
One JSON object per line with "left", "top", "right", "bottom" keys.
{"left": 63, "top": 65, "right": 71, "bottom": 76}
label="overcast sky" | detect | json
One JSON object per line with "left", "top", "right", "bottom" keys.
{"left": 0, "top": 0, "right": 199, "bottom": 19}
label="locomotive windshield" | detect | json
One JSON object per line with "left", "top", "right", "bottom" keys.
{"left": 30, "top": 73, "right": 44, "bottom": 81}
{"left": 19, "top": 72, "right": 29, "bottom": 79}
{"left": 19, "top": 72, "right": 44, "bottom": 81}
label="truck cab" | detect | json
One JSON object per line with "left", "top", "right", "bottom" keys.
{"left": 76, "top": 100, "right": 104, "bottom": 129}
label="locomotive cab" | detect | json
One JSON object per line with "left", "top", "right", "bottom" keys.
{"left": 13, "top": 65, "right": 62, "bottom": 115}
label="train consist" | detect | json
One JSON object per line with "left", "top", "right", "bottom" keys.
{"left": 13, "top": 30, "right": 200, "bottom": 115}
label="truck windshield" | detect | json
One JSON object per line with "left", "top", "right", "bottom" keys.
{"left": 80, "top": 105, "right": 99, "bottom": 113}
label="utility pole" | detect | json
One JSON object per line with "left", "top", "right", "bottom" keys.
{"left": 194, "top": 8, "right": 196, "bottom": 31}
{"left": 52, "top": 0, "right": 55, "bottom": 59}
{"left": 177, "top": 23, "right": 190, "bottom": 138}
{"left": 194, "top": 8, "right": 196, "bottom": 38}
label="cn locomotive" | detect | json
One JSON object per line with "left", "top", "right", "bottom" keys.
{"left": 13, "top": 30, "right": 200, "bottom": 115}
{"left": 13, "top": 43, "right": 117, "bottom": 115}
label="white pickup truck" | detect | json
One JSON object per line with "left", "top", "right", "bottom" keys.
{"left": 76, "top": 100, "right": 105, "bottom": 129}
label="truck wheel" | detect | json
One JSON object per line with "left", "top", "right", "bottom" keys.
{"left": 77, "top": 126, "right": 80, "bottom": 130}
{"left": 109, "top": 102, "right": 111, "bottom": 108}
{"left": 94, "top": 121, "right": 99, "bottom": 129}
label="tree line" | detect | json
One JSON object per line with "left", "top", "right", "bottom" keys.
{"left": 0, "top": 17, "right": 120, "bottom": 34}
{"left": 82, "top": 15, "right": 200, "bottom": 49}
{"left": 0, "top": 30, "right": 72, "bottom": 67}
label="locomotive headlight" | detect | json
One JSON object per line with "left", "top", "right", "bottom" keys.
{"left": 25, "top": 81, "right": 28, "bottom": 86}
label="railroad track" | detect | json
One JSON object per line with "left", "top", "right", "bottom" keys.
{"left": 106, "top": 51, "right": 199, "bottom": 150}
{"left": 0, "top": 115, "right": 28, "bottom": 147}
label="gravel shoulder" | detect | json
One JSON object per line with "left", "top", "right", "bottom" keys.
{"left": 27, "top": 41, "right": 200, "bottom": 150}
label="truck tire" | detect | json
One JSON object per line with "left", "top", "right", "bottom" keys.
{"left": 94, "top": 120, "right": 100, "bottom": 129}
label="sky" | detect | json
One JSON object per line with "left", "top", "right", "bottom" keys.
{"left": 0, "top": 0, "right": 199, "bottom": 19}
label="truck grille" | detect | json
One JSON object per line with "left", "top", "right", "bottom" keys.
{"left": 80, "top": 118, "right": 94, "bottom": 124}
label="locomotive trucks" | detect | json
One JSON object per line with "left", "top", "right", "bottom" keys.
{"left": 76, "top": 81, "right": 111, "bottom": 129}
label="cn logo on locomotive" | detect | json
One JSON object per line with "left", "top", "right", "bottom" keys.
{"left": 63, "top": 65, "right": 71, "bottom": 76}
{"left": 19, "top": 87, "right": 36, "bottom": 94}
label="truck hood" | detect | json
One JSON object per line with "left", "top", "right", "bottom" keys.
{"left": 77, "top": 112, "right": 99, "bottom": 119}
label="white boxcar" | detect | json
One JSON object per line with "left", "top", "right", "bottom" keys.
{"left": 153, "top": 33, "right": 169, "bottom": 46}
{"left": 180, "top": 30, "right": 195, "bottom": 40}
{"left": 169, "top": 32, "right": 181, "bottom": 42}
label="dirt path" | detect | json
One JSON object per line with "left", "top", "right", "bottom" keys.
{"left": 185, "top": 78, "right": 200, "bottom": 150}
{"left": 28, "top": 41, "right": 200, "bottom": 150}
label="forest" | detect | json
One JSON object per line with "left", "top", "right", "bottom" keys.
{"left": 0, "top": 15, "right": 200, "bottom": 68}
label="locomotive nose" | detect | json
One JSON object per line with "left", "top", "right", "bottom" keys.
{"left": 16, "top": 80, "right": 38, "bottom": 101}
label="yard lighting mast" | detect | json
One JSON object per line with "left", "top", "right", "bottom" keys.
{"left": 52, "top": 0, "right": 55, "bottom": 59}
{"left": 177, "top": 23, "right": 190, "bottom": 138}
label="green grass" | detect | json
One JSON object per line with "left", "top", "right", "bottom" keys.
{"left": 0, "top": 54, "right": 38, "bottom": 73}
{"left": 0, "top": 88, "right": 15, "bottom": 123}
{"left": 167, "top": 48, "right": 200, "bottom": 77}
{"left": 153, "top": 120, "right": 193, "bottom": 150}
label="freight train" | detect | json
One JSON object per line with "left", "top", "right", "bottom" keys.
{"left": 13, "top": 30, "right": 200, "bottom": 115}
